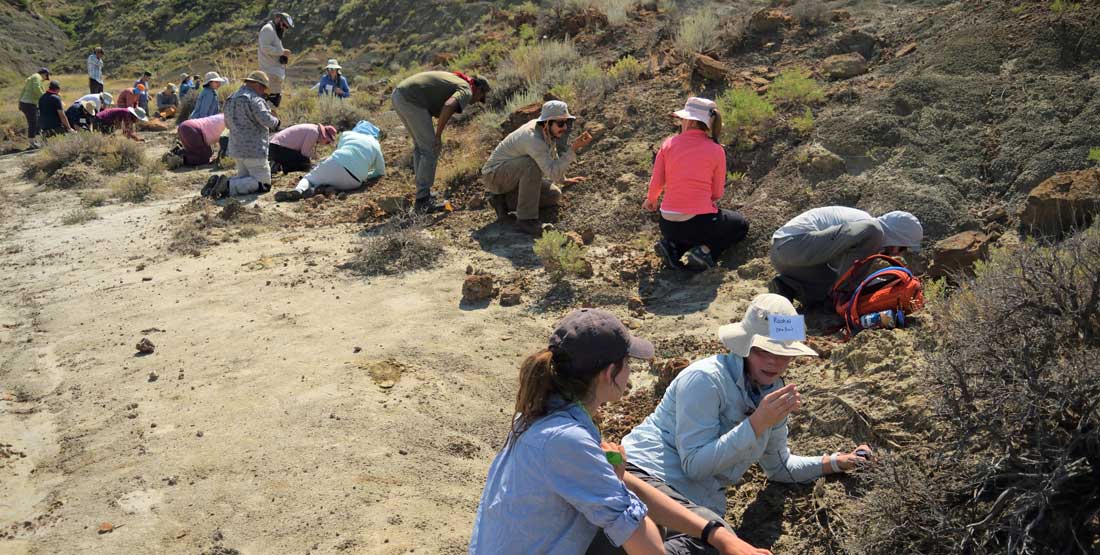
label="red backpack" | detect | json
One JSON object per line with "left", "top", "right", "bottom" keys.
{"left": 831, "top": 254, "right": 924, "bottom": 333}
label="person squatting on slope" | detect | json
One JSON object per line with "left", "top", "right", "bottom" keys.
{"left": 316, "top": 59, "right": 350, "bottom": 98}
{"left": 481, "top": 100, "right": 592, "bottom": 236}
{"left": 269, "top": 123, "right": 337, "bottom": 174}
{"left": 274, "top": 123, "right": 384, "bottom": 203}
{"left": 768, "top": 206, "right": 923, "bottom": 307}
{"left": 204, "top": 71, "right": 280, "bottom": 199}
{"left": 470, "top": 308, "right": 773, "bottom": 555}
{"left": 258, "top": 11, "right": 294, "bottom": 107}
{"left": 391, "top": 70, "right": 489, "bottom": 213}
{"left": 645, "top": 97, "right": 749, "bottom": 272}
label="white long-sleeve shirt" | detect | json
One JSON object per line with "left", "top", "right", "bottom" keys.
{"left": 257, "top": 22, "right": 285, "bottom": 78}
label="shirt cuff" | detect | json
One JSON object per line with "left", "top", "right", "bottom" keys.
{"left": 603, "top": 490, "right": 648, "bottom": 547}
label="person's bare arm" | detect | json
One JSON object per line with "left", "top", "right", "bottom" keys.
{"left": 433, "top": 98, "right": 461, "bottom": 151}
{"left": 620, "top": 517, "right": 665, "bottom": 555}
{"left": 59, "top": 109, "right": 73, "bottom": 132}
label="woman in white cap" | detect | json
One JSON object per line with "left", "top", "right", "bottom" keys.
{"left": 189, "top": 71, "right": 228, "bottom": 120}
{"left": 618, "top": 294, "right": 871, "bottom": 546}
{"left": 480, "top": 100, "right": 593, "bottom": 236}
{"left": 316, "top": 59, "right": 350, "bottom": 98}
{"left": 644, "top": 97, "right": 749, "bottom": 271}
{"left": 470, "top": 308, "right": 771, "bottom": 555}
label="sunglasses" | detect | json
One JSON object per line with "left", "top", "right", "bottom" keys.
{"left": 550, "top": 120, "right": 572, "bottom": 128}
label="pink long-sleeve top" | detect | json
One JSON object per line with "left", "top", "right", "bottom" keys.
{"left": 646, "top": 128, "right": 726, "bottom": 216}
{"left": 271, "top": 123, "right": 323, "bottom": 158}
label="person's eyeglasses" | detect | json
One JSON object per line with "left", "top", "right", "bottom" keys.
{"left": 550, "top": 120, "right": 571, "bottom": 128}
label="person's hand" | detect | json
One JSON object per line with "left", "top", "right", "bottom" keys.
{"left": 839, "top": 444, "right": 874, "bottom": 471}
{"left": 748, "top": 384, "right": 801, "bottom": 436}
{"left": 572, "top": 130, "right": 593, "bottom": 152}
{"left": 282, "top": 49, "right": 291, "bottom": 56}
{"left": 642, "top": 199, "right": 659, "bottom": 212}
{"left": 432, "top": 136, "right": 443, "bottom": 155}
{"left": 711, "top": 529, "right": 773, "bottom": 555}
{"left": 601, "top": 441, "right": 627, "bottom": 481}
{"left": 563, "top": 176, "right": 586, "bottom": 185}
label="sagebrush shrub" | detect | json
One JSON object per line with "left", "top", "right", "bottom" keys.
{"left": 766, "top": 67, "right": 825, "bottom": 105}
{"left": 717, "top": 87, "right": 775, "bottom": 140}
{"left": 790, "top": 107, "right": 814, "bottom": 134}
{"left": 674, "top": 9, "right": 721, "bottom": 58}
{"left": 608, "top": 55, "right": 644, "bottom": 83}
{"left": 343, "top": 212, "right": 444, "bottom": 276}
{"left": 499, "top": 39, "right": 580, "bottom": 90}
{"left": 534, "top": 230, "right": 589, "bottom": 281}
{"left": 24, "top": 132, "right": 144, "bottom": 181}
{"left": 61, "top": 207, "right": 99, "bottom": 225}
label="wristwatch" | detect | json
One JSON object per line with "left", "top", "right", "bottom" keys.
{"left": 701, "top": 519, "right": 723, "bottom": 547}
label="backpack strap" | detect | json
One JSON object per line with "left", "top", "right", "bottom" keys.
{"left": 831, "top": 254, "right": 908, "bottom": 300}
{"left": 845, "top": 266, "right": 914, "bottom": 329}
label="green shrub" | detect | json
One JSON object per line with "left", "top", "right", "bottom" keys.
{"left": 534, "top": 230, "right": 590, "bottom": 281}
{"left": 1051, "top": 0, "right": 1081, "bottom": 13}
{"left": 1088, "top": 146, "right": 1100, "bottom": 163}
{"left": 766, "top": 67, "right": 825, "bottom": 105}
{"left": 674, "top": 8, "right": 721, "bottom": 58}
{"left": 499, "top": 38, "right": 580, "bottom": 90}
{"left": 568, "top": 62, "right": 611, "bottom": 103}
{"left": 717, "top": 87, "right": 775, "bottom": 141}
{"left": 790, "top": 107, "right": 814, "bottom": 134}
{"left": 518, "top": 23, "right": 538, "bottom": 44}
{"left": 608, "top": 55, "right": 644, "bottom": 83}
{"left": 548, "top": 83, "right": 578, "bottom": 106}
{"left": 61, "top": 207, "right": 100, "bottom": 225}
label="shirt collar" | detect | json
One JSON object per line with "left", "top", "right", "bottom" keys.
{"left": 548, "top": 395, "right": 601, "bottom": 438}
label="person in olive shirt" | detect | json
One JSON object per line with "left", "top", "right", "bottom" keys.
{"left": 391, "top": 70, "right": 489, "bottom": 213}
{"left": 18, "top": 67, "right": 51, "bottom": 147}
{"left": 38, "top": 81, "right": 74, "bottom": 138}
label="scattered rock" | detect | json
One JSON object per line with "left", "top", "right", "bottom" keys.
{"left": 584, "top": 122, "right": 607, "bottom": 144}
{"left": 501, "top": 102, "right": 542, "bottom": 135}
{"left": 1020, "top": 168, "right": 1100, "bottom": 236}
{"left": 97, "top": 522, "right": 115, "bottom": 534}
{"left": 628, "top": 296, "right": 645, "bottom": 313}
{"left": 141, "top": 276, "right": 152, "bottom": 282}
{"left": 499, "top": 287, "right": 522, "bottom": 307}
{"left": 896, "top": 42, "right": 918, "bottom": 58}
{"left": 655, "top": 358, "right": 691, "bottom": 396}
{"left": 619, "top": 269, "right": 637, "bottom": 282}
{"left": 196, "top": 431, "right": 203, "bottom": 437}
{"left": 796, "top": 143, "right": 846, "bottom": 180}
{"left": 822, "top": 53, "right": 868, "bottom": 80}
{"left": 218, "top": 199, "right": 241, "bottom": 221}
{"left": 693, "top": 54, "right": 730, "bottom": 81}
{"left": 830, "top": 9, "right": 851, "bottom": 21}
{"left": 147, "top": 371, "right": 159, "bottom": 383}
{"left": 377, "top": 195, "right": 411, "bottom": 216}
{"left": 136, "top": 263, "right": 146, "bottom": 271}
{"left": 461, "top": 274, "right": 495, "bottom": 303}
{"left": 623, "top": 317, "right": 642, "bottom": 330}
{"left": 577, "top": 259, "right": 595, "bottom": 279}
{"left": 832, "top": 29, "right": 880, "bottom": 60}
{"left": 353, "top": 346, "right": 362, "bottom": 353}
{"left": 749, "top": 8, "right": 793, "bottom": 34}
{"left": 136, "top": 337, "right": 155, "bottom": 354}
{"left": 928, "top": 231, "right": 990, "bottom": 278}
{"left": 580, "top": 229, "right": 596, "bottom": 245}
{"left": 564, "top": 231, "right": 585, "bottom": 247}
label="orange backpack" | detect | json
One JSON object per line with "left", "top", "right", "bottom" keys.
{"left": 831, "top": 254, "right": 924, "bottom": 332}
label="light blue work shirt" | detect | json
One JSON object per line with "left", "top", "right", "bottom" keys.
{"left": 190, "top": 86, "right": 221, "bottom": 120}
{"left": 470, "top": 397, "right": 647, "bottom": 554}
{"left": 329, "top": 131, "right": 385, "bottom": 181}
{"left": 622, "top": 353, "right": 822, "bottom": 515}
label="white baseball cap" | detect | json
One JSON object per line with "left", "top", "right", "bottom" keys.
{"left": 718, "top": 294, "right": 818, "bottom": 358}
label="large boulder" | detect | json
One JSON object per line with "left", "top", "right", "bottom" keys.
{"left": 501, "top": 102, "right": 542, "bottom": 135}
{"left": 461, "top": 274, "right": 496, "bottom": 303}
{"left": 693, "top": 54, "right": 730, "bottom": 82}
{"left": 928, "top": 231, "right": 990, "bottom": 278}
{"left": 1020, "top": 168, "right": 1100, "bottom": 236}
{"left": 797, "top": 143, "right": 846, "bottom": 181}
{"left": 832, "top": 29, "right": 880, "bottom": 60}
{"left": 822, "top": 53, "right": 868, "bottom": 80}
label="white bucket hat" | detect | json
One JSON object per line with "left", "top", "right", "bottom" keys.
{"left": 325, "top": 59, "right": 342, "bottom": 70}
{"left": 202, "top": 71, "right": 228, "bottom": 85}
{"left": 128, "top": 107, "right": 148, "bottom": 122}
{"left": 672, "top": 97, "right": 718, "bottom": 127}
{"left": 718, "top": 294, "right": 818, "bottom": 358}
{"left": 536, "top": 100, "right": 576, "bottom": 122}
{"left": 180, "top": 72, "right": 190, "bottom": 80}
{"left": 100, "top": 92, "right": 114, "bottom": 106}
{"left": 876, "top": 211, "right": 923, "bottom": 253}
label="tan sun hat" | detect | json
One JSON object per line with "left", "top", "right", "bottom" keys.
{"left": 81, "top": 101, "right": 97, "bottom": 115}
{"left": 243, "top": 70, "right": 270, "bottom": 88}
{"left": 325, "top": 59, "right": 342, "bottom": 70}
{"left": 718, "top": 294, "right": 818, "bottom": 358}
{"left": 203, "top": 71, "right": 228, "bottom": 85}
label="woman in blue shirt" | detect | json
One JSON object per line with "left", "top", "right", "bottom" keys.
{"left": 189, "top": 71, "right": 228, "bottom": 120}
{"left": 470, "top": 308, "right": 772, "bottom": 555}
{"left": 316, "top": 59, "right": 350, "bottom": 98}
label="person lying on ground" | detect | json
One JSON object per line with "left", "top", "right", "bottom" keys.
{"left": 768, "top": 206, "right": 923, "bottom": 307}
{"left": 156, "top": 84, "right": 179, "bottom": 119}
{"left": 165, "top": 113, "right": 225, "bottom": 168}
{"left": 316, "top": 59, "right": 350, "bottom": 98}
{"left": 645, "top": 97, "right": 748, "bottom": 272}
{"left": 617, "top": 294, "right": 872, "bottom": 535}
{"left": 391, "top": 70, "right": 489, "bottom": 213}
{"left": 273, "top": 125, "right": 383, "bottom": 202}
{"left": 65, "top": 101, "right": 97, "bottom": 131}
{"left": 116, "top": 85, "right": 141, "bottom": 110}
{"left": 189, "top": 72, "right": 228, "bottom": 120}
{"left": 75, "top": 92, "right": 113, "bottom": 111}
{"left": 179, "top": 73, "right": 195, "bottom": 97}
{"left": 18, "top": 67, "right": 51, "bottom": 148}
{"left": 470, "top": 308, "right": 772, "bottom": 555}
{"left": 481, "top": 100, "right": 591, "bottom": 237}
{"left": 269, "top": 123, "right": 337, "bottom": 174}
{"left": 94, "top": 107, "right": 147, "bottom": 142}
{"left": 204, "top": 71, "right": 280, "bottom": 200}
{"left": 38, "top": 80, "right": 74, "bottom": 138}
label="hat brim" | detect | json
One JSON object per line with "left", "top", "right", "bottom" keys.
{"left": 718, "top": 322, "right": 817, "bottom": 358}
{"left": 325, "top": 65, "right": 342, "bottom": 70}
{"left": 244, "top": 78, "right": 268, "bottom": 87}
{"left": 536, "top": 115, "right": 577, "bottom": 123}
{"left": 718, "top": 322, "right": 753, "bottom": 358}
{"left": 671, "top": 109, "right": 709, "bottom": 124}
{"left": 626, "top": 335, "right": 655, "bottom": 360}
{"left": 750, "top": 335, "right": 818, "bottom": 357}
{"left": 204, "top": 77, "right": 228, "bottom": 85}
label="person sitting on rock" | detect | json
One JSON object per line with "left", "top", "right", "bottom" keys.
{"left": 481, "top": 100, "right": 591, "bottom": 236}
{"left": 94, "top": 107, "right": 147, "bottom": 142}
{"left": 273, "top": 124, "right": 384, "bottom": 203}
{"left": 644, "top": 97, "right": 748, "bottom": 271}
{"left": 189, "top": 72, "right": 228, "bottom": 120}
{"left": 768, "top": 206, "right": 923, "bottom": 307}
{"left": 156, "top": 83, "right": 180, "bottom": 119}
{"left": 166, "top": 113, "right": 225, "bottom": 168}
{"left": 65, "top": 100, "right": 97, "bottom": 131}
{"left": 269, "top": 123, "right": 337, "bottom": 174}
{"left": 470, "top": 308, "right": 772, "bottom": 555}
{"left": 316, "top": 59, "right": 350, "bottom": 98}
{"left": 204, "top": 71, "right": 280, "bottom": 199}
{"left": 615, "top": 294, "right": 871, "bottom": 553}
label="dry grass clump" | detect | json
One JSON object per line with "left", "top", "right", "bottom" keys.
{"left": 110, "top": 163, "right": 162, "bottom": 203}
{"left": 279, "top": 90, "right": 372, "bottom": 131}
{"left": 24, "top": 132, "right": 144, "bottom": 185}
{"left": 498, "top": 38, "right": 580, "bottom": 91}
{"left": 60, "top": 207, "right": 100, "bottom": 225}
{"left": 674, "top": 8, "right": 721, "bottom": 58}
{"left": 792, "top": 0, "right": 830, "bottom": 27}
{"left": 341, "top": 212, "right": 444, "bottom": 277}
{"left": 847, "top": 227, "right": 1100, "bottom": 554}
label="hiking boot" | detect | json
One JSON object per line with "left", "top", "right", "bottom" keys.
{"left": 488, "top": 194, "right": 512, "bottom": 222}
{"left": 211, "top": 175, "right": 230, "bottom": 200}
{"left": 514, "top": 219, "right": 543, "bottom": 237}
{"left": 414, "top": 196, "right": 445, "bottom": 215}
{"left": 256, "top": 182, "right": 271, "bottom": 194}
{"left": 201, "top": 174, "right": 219, "bottom": 197}
{"left": 655, "top": 239, "right": 685, "bottom": 270}
{"left": 684, "top": 246, "right": 716, "bottom": 272}
{"left": 274, "top": 190, "right": 302, "bottom": 203}
{"left": 270, "top": 161, "right": 283, "bottom": 175}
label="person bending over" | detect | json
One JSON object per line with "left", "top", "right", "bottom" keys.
{"left": 274, "top": 125, "right": 384, "bottom": 202}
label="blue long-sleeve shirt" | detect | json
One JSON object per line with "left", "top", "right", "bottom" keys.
{"left": 622, "top": 353, "right": 823, "bottom": 515}
{"left": 316, "top": 73, "right": 350, "bottom": 97}
{"left": 328, "top": 131, "right": 384, "bottom": 181}
{"left": 190, "top": 86, "right": 221, "bottom": 120}
{"left": 470, "top": 397, "right": 648, "bottom": 554}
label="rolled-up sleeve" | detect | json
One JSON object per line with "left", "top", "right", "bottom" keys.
{"left": 674, "top": 371, "right": 758, "bottom": 480}
{"left": 542, "top": 427, "right": 647, "bottom": 547}
{"left": 759, "top": 420, "right": 823, "bottom": 483}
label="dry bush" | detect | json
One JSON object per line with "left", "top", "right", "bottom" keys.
{"left": 175, "top": 89, "right": 199, "bottom": 125}
{"left": 608, "top": 55, "right": 644, "bottom": 84}
{"left": 850, "top": 228, "right": 1100, "bottom": 554}
{"left": 498, "top": 38, "right": 580, "bottom": 91}
{"left": 342, "top": 212, "right": 444, "bottom": 276}
{"left": 674, "top": 8, "right": 722, "bottom": 58}
{"left": 534, "top": 230, "right": 590, "bottom": 281}
{"left": 24, "top": 132, "right": 144, "bottom": 182}
{"left": 60, "top": 207, "right": 100, "bottom": 226}
{"left": 316, "top": 95, "right": 371, "bottom": 130}
{"left": 110, "top": 163, "right": 162, "bottom": 203}
{"left": 792, "top": 0, "right": 830, "bottom": 27}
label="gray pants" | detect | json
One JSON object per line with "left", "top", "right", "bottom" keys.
{"left": 295, "top": 158, "right": 360, "bottom": 193}
{"left": 483, "top": 156, "right": 562, "bottom": 220}
{"left": 769, "top": 219, "right": 884, "bottom": 306}
{"left": 229, "top": 158, "right": 272, "bottom": 196}
{"left": 586, "top": 464, "right": 730, "bottom": 555}
{"left": 390, "top": 88, "right": 437, "bottom": 201}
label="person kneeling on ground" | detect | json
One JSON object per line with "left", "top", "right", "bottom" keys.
{"left": 274, "top": 124, "right": 384, "bottom": 202}
{"left": 480, "top": 100, "right": 591, "bottom": 236}
{"left": 204, "top": 71, "right": 280, "bottom": 199}
{"left": 156, "top": 83, "right": 179, "bottom": 119}
{"left": 470, "top": 308, "right": 772, "bottom": 555}
{"left": 74, "top": 91, "right": 113, "bottom": 111}
{"left": 166, "top": 113, "right": 225, "bottom": 168}
{"left": 645, "top": 97, "right": 748, "bottom": 272}
{"left": 612, "top": 294, "right": 871, "bottom": 553}
{"left": 768, "top": 206, "right": 923, "bottom": 307}
{"left": 94, "top": 107, "right": 147, "bottom": 142}
{"left": 37, "top": 80, "right": 74, "bottom": 138}
{"left": 269, "top": 123, "right": 337, "bottom": 174}
{"left": 65, "top": 101, "right": 97, "bottom": 131}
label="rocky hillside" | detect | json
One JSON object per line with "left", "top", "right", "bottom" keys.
{"left": 0, "top": 0, "right": 69, "bottom": 84}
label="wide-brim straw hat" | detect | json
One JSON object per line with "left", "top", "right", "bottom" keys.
{"left": 243, "top": 70, "right": 271, "bottom": 88}
{"left": 672, "top": 96, "right": 717, "bottom": 126}
{"left": 536, "top": 100, "right": 576, "bottom": 122}
{"left": 325, "top": 59, "right": 342, "bottom": 70}
{"left": 81, "top": 101, "right": 97, "bottom": 115}
{"left": 717, "top": 294, "right": 818, "bottom": 358}
{"left": 202, "top": 71, "right": 228, "bottom": 85}
{"left": 128, "top": 107, "right": 149, "bottom": 122}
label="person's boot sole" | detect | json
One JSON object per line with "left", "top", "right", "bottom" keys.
{"left": 655, "top": 240, "right": 683, "bottom": 270}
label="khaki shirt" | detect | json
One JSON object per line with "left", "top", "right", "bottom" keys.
{"left": 481, "top": 119, "right": 575, "bottom": 182}
{"left": 393, "top": 71, "right": 471, "bottom": 117}
{"left": 258, "top": 22, "right": 285, "bottom": 78}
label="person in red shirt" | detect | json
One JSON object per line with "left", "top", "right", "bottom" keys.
{"left": 116, "top": 85, "right": 142, "bottom": 109}
{"left": 643, "top": 97, "right": 749, "bottom": 271}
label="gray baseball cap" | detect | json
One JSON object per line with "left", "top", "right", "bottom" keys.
{"left": 548, "top": 309, "right": 654, "bottom": 376}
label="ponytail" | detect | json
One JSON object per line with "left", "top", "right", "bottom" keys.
{"left": 507, "top": 348, "right": 614, "bottom": 445}
{"left": 709, "top": 108, "right": 722, "bottom": 143}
